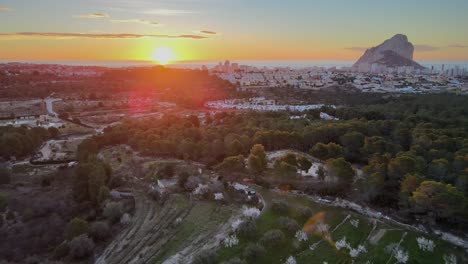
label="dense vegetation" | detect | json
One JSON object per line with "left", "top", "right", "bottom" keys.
{"left": 100, "top": 67, "right": 240, "bottom": 107}
{"left": 78, "top": 93, "right": 468, "bottom": 230}
{"left": 0, "top": 126, "right": 57, "bottom": 160}
{"left": 0, "top": 67, "right": 240, "bottom": 107}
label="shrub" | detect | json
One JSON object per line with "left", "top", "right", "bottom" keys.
{"left": 271, "top": 199, "right": 289, "bottom": 214}
{"left": 24, "top": 255, "right": 43, "bottom": 264}
{"left": 72, "top": 117, "right": 81, "bottom": 124}
{"left": 242, "top": 206, "right": 261, "bottom": 219}
{"left": 64, "top": 218, "right": 89, "bottom": 240}
{"left": 48, "top": 126, "right": 60, "bottom": 138}
{"left": 89, "top": 221, "right": 110, "bottom": 241}
{"left": 285, "top": 256, "right": 297, "bottom": 264}
{"left": 243, "top": 243, "right": 265, "bottom": 261}
{"left": 120, "top": 213, "right": 131, "bottom": 225}
{"left": 103, "top": 201, "right": 124, "bottom": 224}
{"left": 0, "top": 167, "right": 11, "bottom": 185}
{"left": 277, "top": 217, "right": 300, "bottom": 233}
{"left": 184, "top": 176, "right": 201, "bottom": 191}
{"left": 295, "top": 206, "right": 313, "bottom": 219}
{"left": 22, "top": 208, "right": 34, "bottom": 222}
{"left": 58, "top": 112, "right": 69, "bottom": 119}
{"left": 209, "top": 180, "right": 225, "bottom": 193}
{"left": 223, "top": 257, "right": 247, "bottom": 264}
{"left": 156, "top": 162, "right": 176, "bottom": 179}
{"left": 6, "top": 210, "right": 14, "bottom": 220}
{"left": 260, "top": 229, "right": 285, "bottom": 248}
{"left": 223, "top": 235, "right": 239, "bottom": 248}
{"left": 178, "top": 171, "right": 190, "bottom": 188}
{"left": 297, "top": 156, "right": 312, "bottom": 172}
{"left": 237, "top": 219, "right": 257, "bottom": 239}
{"left": 295, "top": 230, "right": 309, "bottom": 242}
{"left": 97, "top": 186, "right": 110, "bottom": 204}
{"left": 41, "top": 175, "right": 53, "bottom": 187}
{"left": 192, "top": 250, "right": 217, "bottom": 264}
{"left": 416, "top": 237, "right": 435, "bottom": 252}
{"left": 69, "top": 235, "right": 94, "bottom": 259}
{"left": 0, "top": 193, "right": 7, "bottom": 212}
{"left": 53, "top": 242, "right": 70, "bottom": 260}
{"left": 108, "top": 175, "right": 125, "bottom": 189}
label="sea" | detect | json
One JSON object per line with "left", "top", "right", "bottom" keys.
{"left": 1, "top": 60, "right": 468, "bottom": 71}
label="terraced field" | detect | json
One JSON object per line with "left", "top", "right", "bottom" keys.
{"left": 96, "top": 192, "right": 239, "bottom": 264}
{"left": 217, "top": 189, "right": 468, "bottom": 264}
{"left": 96, "top": 146, "right": 467, "bottom": 263}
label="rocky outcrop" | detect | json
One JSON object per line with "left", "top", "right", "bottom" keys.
{"left": 353, "top": 34, "right": 424, "bottom": 72}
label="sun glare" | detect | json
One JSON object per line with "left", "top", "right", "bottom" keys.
{"left": 152, "top": 47, "right": 175, "bottom": 65}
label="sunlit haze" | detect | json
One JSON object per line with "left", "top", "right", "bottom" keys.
{"left": 1, "top": 0, "right": 468, "bottom": 63}
{"left": 152, "top": 47, "right": 175, "bottom": 65}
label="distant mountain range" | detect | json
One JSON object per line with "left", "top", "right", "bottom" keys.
{"left": 352, "top": 34, "right": 425, "bottom": 72}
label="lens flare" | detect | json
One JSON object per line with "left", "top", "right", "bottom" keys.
{"left": 303, "top": 211, "right": 334, "bottom": 246}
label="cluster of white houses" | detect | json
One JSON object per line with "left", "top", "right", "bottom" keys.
{"left": 209, "top": 61, "right": 468, "bottom": 94}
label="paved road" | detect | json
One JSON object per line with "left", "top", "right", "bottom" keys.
{"left": 44, "top": 97, "right": 62, "bottom": 117}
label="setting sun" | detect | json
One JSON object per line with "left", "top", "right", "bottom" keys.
{"left": 152, "top": 47, "right": 175, "bottom": 65}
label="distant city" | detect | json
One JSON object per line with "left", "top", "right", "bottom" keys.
{"left": 209, "top": 60, "right": 467, "bottom": 94}
{"left": 2, "top": 59, "right": 467, "bottom": 96}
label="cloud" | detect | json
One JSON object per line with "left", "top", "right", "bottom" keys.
{"left": 143, "top": 9, "right": 194, "bottom": 16}
{"left": 76, "top": 13, "right": 110, "bottom": 19}
{"left": 0, "top": 32, "right": 207, "bottom": 39}
{"left": 344, "top": 47, "right": 368, "bottom": 52}
{"left": 414, "top": 44, "right": 440, "bottom": 52}
{"left": 0, "top": 6, "right": 10, "bottom": 11}
{"left": 198, "top": 30, "right": 217, "bottom": 35}
{"left": 110, "top": 19, "right": 160, "bottom": 26}
{"left": 449, "top": 44, "right": 468, "bottom": 48}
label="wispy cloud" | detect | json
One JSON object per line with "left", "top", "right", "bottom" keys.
{"left": 449, "top": 44, "right": 468, "bottom": 48}
{"left": 344, "top": 47, "right": 368, "bottom": 52}
{"left": 414, "top": 44, "right": 440, "bottom": 52}
{"left": 76, "top": 13, "right": 110, "bottom": 19}
{"left": 111, "top": 19, "right": 160, "bottom": 26}
{"left": 198, "top": 30, "right": 217, "bottom": 35}
{"left": 143, "top": 9, "right": 194, "bottom": 16}
{"left": 0, "top": 6, "right": 10, "bottom": 11}
{"left": 0, "top": 32, "right": 207, "bottom": 39}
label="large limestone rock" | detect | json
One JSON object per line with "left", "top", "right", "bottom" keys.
{"left": 353, "top": 34, "right": 424, "bottom": 72}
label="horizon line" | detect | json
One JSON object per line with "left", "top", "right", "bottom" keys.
{"left": 3, "top": 59, "right": 468, "bottom": 63}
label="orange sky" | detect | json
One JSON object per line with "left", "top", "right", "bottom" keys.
{"left": 1, "top": 0, "right": 468, "bottom": 62}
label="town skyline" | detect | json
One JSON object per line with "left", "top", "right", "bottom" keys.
{"left": 1, "top": 0, "right": 468, "bottom": 62}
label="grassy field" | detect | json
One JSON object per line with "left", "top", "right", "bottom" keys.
{"left": 216, "top": 189, "right": 467, "bottom": 264}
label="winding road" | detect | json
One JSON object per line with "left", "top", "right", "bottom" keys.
{"left": 44, "top": 97, "right": 61, "bottom": 117}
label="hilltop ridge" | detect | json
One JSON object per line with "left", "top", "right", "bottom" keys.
{"left": 353, "top": 34, "right": 424, "bottom": 72}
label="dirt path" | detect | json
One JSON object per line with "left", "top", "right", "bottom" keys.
{"left": 369, "top": 229, "right": 387, "bottom": 245}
